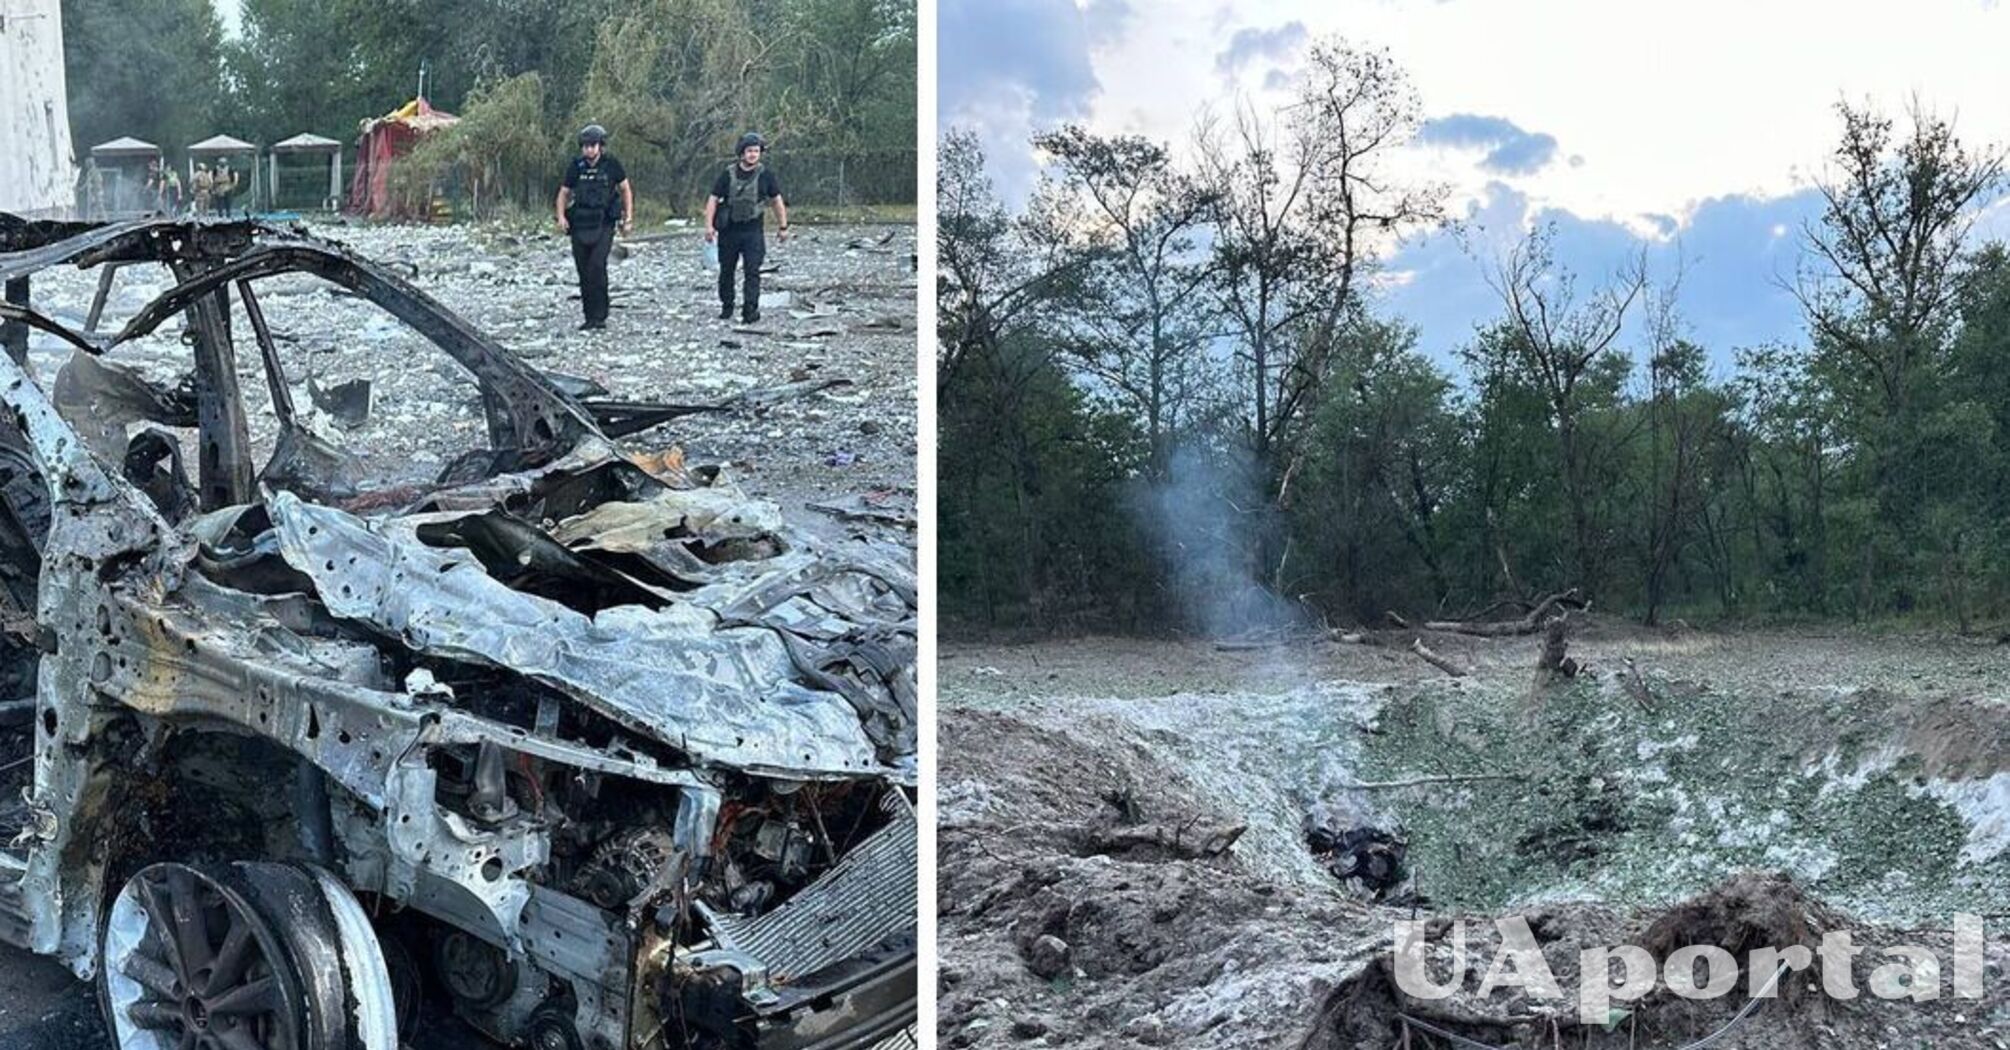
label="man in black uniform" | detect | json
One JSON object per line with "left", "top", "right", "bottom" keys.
{"left": 555, "top": 124, "right": 633, "bottom": 330}
{"left": 704, "top": 132, "right": 789, "bottom": 324}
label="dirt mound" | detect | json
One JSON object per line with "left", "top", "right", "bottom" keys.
{"left": 1639, "top": 872, "right": 1839, "bottom": 1002}
{"left": 1301, "top": 873, "right": 2005, "bottom": 1050}
{"left": 1892, "top": 693, "right": 2010, "bottom": 780}
{"left": 942, "top": 632, "right": 2010, "bottom": 1049}
{"left": 1302, "top": 868, "right": 2010, "bottom": 1045}
{"left": 938, "top": 709, "right": 1384, "bottom": 1048}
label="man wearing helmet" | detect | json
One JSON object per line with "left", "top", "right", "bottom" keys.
{"left": 704, "top": 132, "right": 789, "bottom": 324}
{"left": 555, "top": 123, "right": 633, "bottom": 330}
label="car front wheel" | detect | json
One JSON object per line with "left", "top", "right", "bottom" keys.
{"left": 98, "top": 861, "right": 397, "bottom": 1050}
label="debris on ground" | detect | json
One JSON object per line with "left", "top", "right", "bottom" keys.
{"left": 0, "top": 214, "right": 921, "bottom": 1048}
{"left": 13, "top": 217, "right": 917, "bottom": 526}
{"left": 1303, "top": 805, "right": 1414, "bottom": 902}
{"left": 811, "top": 488, "right": 918, "bottom": 529}
{"left": 306, "top": 374, "right": 371, "bottom": 428}
{"left": 939, "top": 625, "right": 2010, "bottom": 1048}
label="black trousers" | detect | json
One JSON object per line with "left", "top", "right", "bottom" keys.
{"left": 718, "top": 225, "right": 766, "bottom": 313}
{"left": 571, "top": 228, "right": 613, "bottom": 324}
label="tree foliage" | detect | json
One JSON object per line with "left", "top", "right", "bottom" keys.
{"left": 59, "top": 0, "right": 915, "bottom": 212}
{"left": 62, "top": 0, "right": 226, "bottom": 153}
{"left": 943, "top": 72, "right": 2010, "bottom": 636}
{"left": 1032, "top": 126, "right": 1219, "bottom": 477}
{"left": 391, "top": 71, "right": 555, "bottom": 218}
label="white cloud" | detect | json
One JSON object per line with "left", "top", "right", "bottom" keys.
{"left": 1068, "top": 0, "right": 2010, "bottom": 226}
{"left": 948, "top": 0, "right": 2010, "bottom": 355}
{"left": 212, "top": 0, "right": 242, "bottom": 37}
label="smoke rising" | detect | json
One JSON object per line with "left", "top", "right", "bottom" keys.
{"left": 1132, "top": 444, "right": 1305, "bottom": 639}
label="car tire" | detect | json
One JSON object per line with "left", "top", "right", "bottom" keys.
{"left": 97, "top": 860, "right": 397, "bottom": 1050}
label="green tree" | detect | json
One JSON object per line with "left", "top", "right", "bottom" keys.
{"left": 1459, "top": 322, "right": 1572, "bottom": 601}
{"left": 1290, "top": 318, "right": 1463, "bottom": 619}
{"left": 771, "top": 0, "right": 915, "bottom": 155}
{"left": 224, "top": 0, "right": 615, "bottom": 147}
{"left": 225, "top": 0, "right": 381, "bottom": 145}
{"left": 1631, "top": 280, "right": 1733, "bottom": 624}
{"left": 1196, "top": 42, "right": 1441, "bottom": 471}
{"left": 939, "top": 332, "right": 1151, "bottom": 632}
{"left": 1794, "top": 101, "right": 2004, "bottom": 612}
{"left": 936, "top": 130, "right": 1085, "bottom": 396}
{"left": 391, "top": 71, "right": 556, "bottom": 218}
{"left": 573, "top": 0, "right": 768, "bottom": 210}
{"left": 1486, "top": 224, "right": 1648, "bottom": 595}
{"left": 62, "top": 0, "right": 225, "bottom": 154}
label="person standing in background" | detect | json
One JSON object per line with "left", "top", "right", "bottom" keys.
{"left": 212, "top": 159, "right": 239, "bottom": 215}
{"left": 191, "top": 163, "right": 213, "bottom": 215}
{"left": 80, "top": 159, "right": 104, "bottom": 219}
{"left": 704, "top": 132, "right": 789, "bottom": 324}
{"left": 555, "top": 123, "right": 634, "bottom": 331}
{"left": 145, "top": 158, "right": 165, "bottom": 212}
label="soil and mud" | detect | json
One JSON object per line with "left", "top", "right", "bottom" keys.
{"left": 940, "top": 621, "right": 2010, "bottom": 1048}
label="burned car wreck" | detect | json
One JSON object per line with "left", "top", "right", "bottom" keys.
{"left": 0, "top": 214, "right": 917, "bottom": 1050}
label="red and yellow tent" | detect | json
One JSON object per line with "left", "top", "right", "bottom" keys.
{"left": 346, "top": 98, "right": 459, "bottom": 219}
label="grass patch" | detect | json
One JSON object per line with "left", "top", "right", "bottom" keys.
{"left": 1355, "top": 675, "right": 1999, "bottom": 923}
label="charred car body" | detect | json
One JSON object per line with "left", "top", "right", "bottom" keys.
{"left": 0, "top": 214, "right": 918, "bottom": 1050}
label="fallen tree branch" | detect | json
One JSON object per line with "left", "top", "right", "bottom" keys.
{"left": 1410, "top": 638, "right": 1470, "bottom": 677}
{"left": 1067, "top": 821, "right": 1247, "bottom": 859}
{"left": 1336, "top": 772, "right": 1526, "bottom": 790}
{"left": 1452, "top": 596, "right": 1536, "bottom": 623}
{"left": 1423, "top": 588, "right": 1586, "bottom": 637}
{"left": 1216, "top": 637, "right": 1290, "bottom": 651}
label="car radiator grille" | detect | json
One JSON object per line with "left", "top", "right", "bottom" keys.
{"left": 704, "top": 796, "right": 916, "bottom": 982}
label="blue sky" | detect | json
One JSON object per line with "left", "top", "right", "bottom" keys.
{"left": 939, "top": 0, "right": 2010, "bottom": 373}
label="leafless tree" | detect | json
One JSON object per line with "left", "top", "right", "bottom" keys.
{"left": 936, "top": 129, "right": 1083, "bottom": 401}
{"left": 1034, "top": 126, "right": 1220, "bottom": 477}
{"left": 1196, "top": 40, "right": 1444, "bottom": 483}
{"left": 1488, "top": 224, "right": 1648, "bottom": 591}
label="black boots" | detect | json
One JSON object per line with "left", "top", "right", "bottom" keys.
{"left": 718, "top": 303, "right": 734, "bottom": 320}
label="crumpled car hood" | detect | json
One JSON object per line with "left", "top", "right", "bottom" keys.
{"left": 267, "top": 488, "right": 911, "bottom": 781}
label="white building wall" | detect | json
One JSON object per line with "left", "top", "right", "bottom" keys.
{"left": 0, "top": 0, "right": 77, "bottom": 216}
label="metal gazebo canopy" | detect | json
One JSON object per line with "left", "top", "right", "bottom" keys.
{"left": 187, "top": 134, "right": 258, "bottom": 209}
{"left": 84, "top": 137, "right": 163, "bottom": 217}
{"left": 270, "top": 132, "right": 344, "bottom": 211}
{"left": 88, "top": 136, "right": 160, "bottom": 161}
{"left": 187, "top": 133, "right": 255, "bottom": 161}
